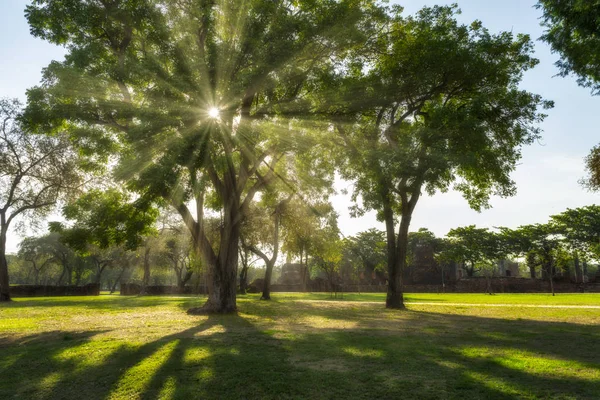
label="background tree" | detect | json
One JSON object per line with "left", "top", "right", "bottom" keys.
{"left": 311, "top": 225, "right": 343, "bottom": 298}
{"left": 161, "top": 233, "right": 195, "bottom": 292}
{"left": 50, "top": 188, "right": 157, "bottom": 287}
{"left": 508, "top": 223, "right": 561, "bottom": 295}
{"left": 550, "top": 205, "right": 600, "bottom": 282}
{"left": 25, "top": 0, "right": 380, "bottom": 314}
{"left": 342, "top": 228, "right": 387, "bottom": 287}
{"left": 442, "top": 226, "right": 502, "bottom": 278}
{"left": 500, "top": 226, "right": 540, "bottom": 279}
{"left": 282, "top": 200, "right": 338, "bottom": 291}
{"left": 324, "top": 6, "right": 550, "bottom": 308}
{"left": 18, "top": 236, "right": 57, "bottom": 285}
{"left": 241, "top": 199, "right": 287, "bottom": 301}
{"left": 0, "top": 98, "right": 79, "bottom": 301}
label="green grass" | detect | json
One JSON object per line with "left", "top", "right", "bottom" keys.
{"left": 273, "top": 292, "right": 600, "bottom": 305}
{"left": 1, "top": 294, "right": 599, "bottom": 399}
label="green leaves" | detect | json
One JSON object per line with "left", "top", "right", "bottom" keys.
{"left": 51, "top": 189, "right": 158, "bottom": 252}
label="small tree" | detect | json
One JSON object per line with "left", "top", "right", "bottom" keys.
{"left": 18, "top": 236, "right": 57, "bottom": 285}
{"left": 0, "top": 98, "right": 80, "bottom": 300}
{"left": 443, "top": 226, "right": 501, "bottom": 278}
{"left": 50, "top": 188, "right": 158, "bottom": 288}
{"left": 312, "top": 228, "right": 343, "bottom": 298}
{"left": 343, "top": 229, "right": 387, "bottom": 287}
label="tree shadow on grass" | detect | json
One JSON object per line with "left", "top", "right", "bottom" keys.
{"left": 1, "top": 303, "right": 599, "bottom": 399}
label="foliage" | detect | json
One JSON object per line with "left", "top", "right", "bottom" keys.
{"left": 538, "top": 0, "right": 600, "bottom": 93}
{"left": 0, "top": 97, "right": 80, "bottom": 300}
{"left": 441, "top": 226, "right": 504, "bottom": 277}
{"left": 538, "top": 1, "right": 600, "bottom": 190}
{"left": 551, "top": 205, "right": 600, "bottom": 258}
{"left": 341, "top": 228, "right": 386, "bottom": 283}
{"left": 320, "top": 5, "right": 550, "bottom": 307}
{"left": 50, "top": 188, "right": 158, "bottom": 253}
{"left": 24, "top": 0, "right": 382, "bottom": 312}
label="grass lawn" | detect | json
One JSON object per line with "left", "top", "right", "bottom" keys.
{"left": 1, "top": 293, "right": 599, "bottom": 399}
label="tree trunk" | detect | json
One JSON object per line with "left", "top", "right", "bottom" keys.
{"left": 239, "top": 266, "right": 248, "bottom": 295}
{"left": 260, "top": 205, "right": 282, "bottom": 301}
{"left": 384, "top": 204, "right": 406, "bottom": 309}
{"left": 110, "top": 265, "right": 127, "bottom": 294}
{"left": 0, "top": 223, "right": 10, "bottom": 301}
{"left": 140, "top": 247, "right": 151, "bottom": 295}
{"left": 300, "top": 247, "right": 308, "bottom": 292}
{"left": 96, "top": 262, "right": 107, "bottom": 286}
{"left": 262, "top": 261, "right": 274, "bottom": 300}
{"left": 574, "top": 252, "right": 582, "bottom": 283}
{"left": 189, "top": 204, "right": 240, "bottom": 314}
{"left": 527, "top": 252, "right": 536, "bottom": 279}
{"left": 238, "top": 247, "right": 249, "bottom": 294}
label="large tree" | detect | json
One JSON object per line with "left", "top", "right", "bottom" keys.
{"left": 25, "top": 0, "right": 381, "bottom": 313}
{"left": 538, "top": 1, "right": 600, "bottom": 190}
{"left": 0, "top": 98, "right": 79, "bottom": 301}
{"left": 323, "top": 6, "right": 550, "bottom": 308}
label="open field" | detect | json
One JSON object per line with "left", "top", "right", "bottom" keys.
{"left": 1, "top": 293, "right": 599, "bottom": 399}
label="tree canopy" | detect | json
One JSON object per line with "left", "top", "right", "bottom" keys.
{"left": 0, "top": 98, "right": 80, "bottom": 300}
{"left": 24, "top": 0, "right": 382, "bottom": 312}
{"left": 323, "top": 5, "right": 551, "bottom": 308}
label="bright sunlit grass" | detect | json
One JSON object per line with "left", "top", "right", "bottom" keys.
{"left": 0, "top": 294, "right": 599, "bottom": 399}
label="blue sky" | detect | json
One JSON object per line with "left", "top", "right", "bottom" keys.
{"left": 2, "top": 0, "right": 599, "bottom": 252}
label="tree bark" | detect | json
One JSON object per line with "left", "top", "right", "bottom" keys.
{"left": 189, "top": 200, "right": 240, "bottom": 314}
{"left": 384, "top": 203, "right": 404, "bottom": 309}
{"left": 0, "top": 222, "right": 10, "bottom": 301}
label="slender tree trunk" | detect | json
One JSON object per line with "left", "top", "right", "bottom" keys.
{"left": 110, "top": 265, "right": 127, "bottom": 294}
{"left": 574, "top": 252, "right": 582, "bottom": 283}
{"left": 140, "top": 247, "right": 151, "bottom": 295}
{"left": 238, "top": 247, "right": 247, "bottom": 295}
{"left": 0, "top": 222, "right": 11, "bottom": 301}
{"left": 300, "top": 247, "right": 308, "bottom": 292}
{"left": 96, "top": 262, "right": 107, "bottom": 286}
{"left": 260, "top": 205, "right": 282, "bottom": 301}
{"left": 527, "top": 252, "right": 536, "bottom": 279}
